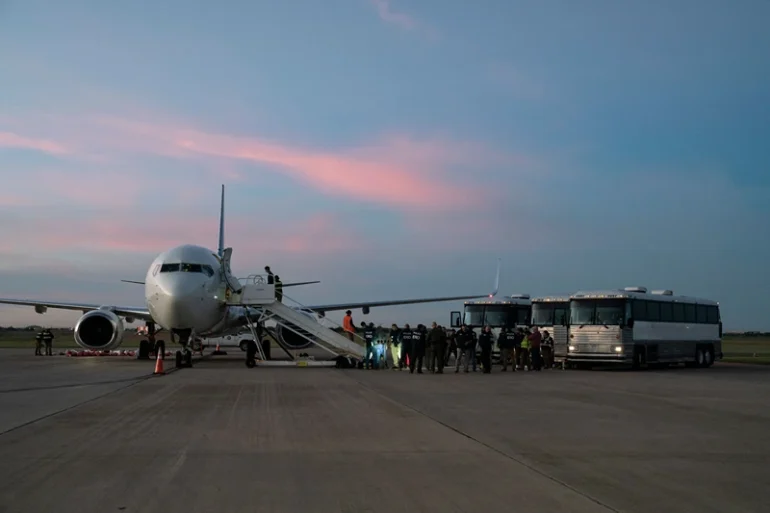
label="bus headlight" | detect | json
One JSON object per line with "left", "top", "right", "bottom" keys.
{"left": 614, "top": 346, "right": 623, "bottom": 352}
{"left": 569, "top": 345, "right": 576, "bottom": 351}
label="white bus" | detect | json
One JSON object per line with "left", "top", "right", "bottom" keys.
{"left": 450, "top": 296, "right": 532, "bottom": 360}
{"left": 567, "top": 287, "right": 722, "bottom": 369}
{"left": 531, "top": 296, "right": 570, "bottom": 367}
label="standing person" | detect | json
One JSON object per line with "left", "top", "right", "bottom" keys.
{"left": 529, "top": 326, "right": 543, "bottom": 371}
{"left": 264, "top": 266, "right": 274, "bottom": 284}
{"left": 428, "top": 322, "right": 447, "bottom": 373}
{"left": 363, "top": 323, "right": 376, "bottom": 369}
{"left": 34, "top": 330, "right": 43, "bottom": 356}
{"left": 274, "top": 275, "right": 283, "bottom": 302}
{"left": 498, "top": 327, "right": 513, "bottom": 371}
{"left": 469, "top": 329, "right": 478, "bottom": 372}
{"left": 541, "top": 330, "right": 554, "bottom": 369}
{"left": 454, "top": 325, "right": 472, "bottom": 373}
{"left": 409, "top": 324, "right": 426, "bottom": 374}
{"left": 388, "top": 324, "right": 401, "bottom": 370}
{"left": 478, "top": 326, "right": 494, "bottom": 373}
{"left": 445, "top": 328, "right": 457, "bottom": 366}
{"left": 342, "top": 310, "right": 356, "bottom": 342}
{"left": 519, "top": 329, "right": 531, "bottom": 371}
{"left": 399, "top": 323, "right": 413, "bottom": 370}
{"left": 42, "top": 328, "right": 54, "bottom": 356}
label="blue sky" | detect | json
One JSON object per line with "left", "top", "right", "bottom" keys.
{"left": 1, "top": 0, "right": 768, "bottom": 330}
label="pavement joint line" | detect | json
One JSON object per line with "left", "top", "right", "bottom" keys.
{"left": 343, "top": 372, "right": 622, "bottom": 513}
{"left": 0, "top": 353, "right": 210, "bottom": 437}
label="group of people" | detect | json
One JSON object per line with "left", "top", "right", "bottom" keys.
{"left": 343, "top": 311, "right": 556, "bottom": 374}
{"left": 34, "top": 328, "right": 54, "bottom": 356}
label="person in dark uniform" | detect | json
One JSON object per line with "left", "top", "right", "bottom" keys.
{"left": 34, "top": 330, "right": 44, "bottom": 356}
{"left": 265, "top": 266, "right": 274, "bottom": 284}
{"left": 428, "top": 322, "right": 447, "bottom": 373}
{"left": 399, "top": 324, "right": 412, "bottom": 369}
{"left": 478, "top": 326, "right": 494, "bottom": 373}
{"left": 274, "top": 275, "right": 283, "bottom": 302}
{"left": 363, "top": 322, "right": 376, "bottom": 369}
{"left": 42, "top": 328, "right": 54, "bottom": 356}
{"left": 498, "top": 327, "right": 513, "bottom": 371}
{"left": 409, "top": 324, "right": 426, "bottom": 374}
{"left": 454, "top": 324, "right": 472, "bottom": 373}
{"left": 445, "top": 328, "right": 457, "bottom": 366}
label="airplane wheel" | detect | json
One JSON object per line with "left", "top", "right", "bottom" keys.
{"left": 246, "top": 357, "right": 256, "bottom": 368}
{"left": 175, "top": 351, "right": 183, "bottom": 369}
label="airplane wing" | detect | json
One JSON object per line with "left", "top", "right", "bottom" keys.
{"left": 305, "top": 259, "right": 501, "bottom": 315}
{"left": 121, "top": 280, "right": 320, "bottom": 287}
{"left": 0, "top": 298, "right": 151, "bottom": 320}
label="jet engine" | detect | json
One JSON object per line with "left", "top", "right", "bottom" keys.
{"left": 273, "top": 308, "right": 318, "bottom": 350}
{"left": 74, "top": 309, "right": 125, "bottom": 351}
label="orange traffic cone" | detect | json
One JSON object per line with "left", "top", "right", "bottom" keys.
{"left": 153, "top": 351, "right": 165, "bottom": 375}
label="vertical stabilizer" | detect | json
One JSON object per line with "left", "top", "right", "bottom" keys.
{"left": 217, "top": 184, "right": 225, "bottom": 258}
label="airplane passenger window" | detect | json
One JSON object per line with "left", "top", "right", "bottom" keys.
{"left": 160, "top": 263, "right": 180, "bottom": 273}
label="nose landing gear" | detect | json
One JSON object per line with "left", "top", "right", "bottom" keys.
{"left": 173, "top": 329, "right": 194, "bottom": 369}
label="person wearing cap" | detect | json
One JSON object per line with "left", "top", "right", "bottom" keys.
{"left": 342, "top": 310, "right": 356, "bottom": 342}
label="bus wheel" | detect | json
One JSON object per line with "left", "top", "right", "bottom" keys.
{"left": 695, "top": 347, "right": 706, "bottom": 367}
{"left": 703, "top": 346, "right": 714, "bottom": 367}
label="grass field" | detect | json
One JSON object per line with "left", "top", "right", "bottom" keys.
{"left": 1, "top": 329, "right": 768, "bottom": 364}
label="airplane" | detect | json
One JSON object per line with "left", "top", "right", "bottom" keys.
{"left": 0, "top": 185, "right": 500, "bottom": 369}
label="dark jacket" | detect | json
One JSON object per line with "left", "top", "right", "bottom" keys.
{"left": 363, "top": 329, "right": 375, "bottom": 346}
{"left": 411, "top": 329, "right": 426, "bottom": 355}
{"left": 478, "top": 331, "right": 493, "bottom": 351}
{"left": 400, "top": 329, "right": 413, "bottom": 347}
{"left": 497, "top": 330, "right": 509, "bottom": 349}
{"left": 455, "top": 329, "right": 472, "bottom": 349}
{"left": 428, "top": 327, "right": 446, "bottom": 346}
{"left": 389, "top": 328, "right": 401, "bottom": 346}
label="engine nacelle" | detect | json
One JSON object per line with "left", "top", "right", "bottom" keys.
{"left": 74, "top": 309, "right": 125, "bottom": 351}
{"left": 274, "top": 308, "right": 317, "bottom": 350}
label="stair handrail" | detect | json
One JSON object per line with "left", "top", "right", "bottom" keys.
{"left": 278, "top": 292, "right": 368, "bottom": 346}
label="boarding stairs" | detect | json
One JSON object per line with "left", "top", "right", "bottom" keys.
{"left": 228, "top": 278, "right": 365, "bottom": 360}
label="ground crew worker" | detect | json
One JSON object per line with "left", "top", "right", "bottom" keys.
{"left": 265, "top": 266, "right": 274, "bottom": 284}
{"left": 428, "top": 322, "right": 446, "bottom": 373}
{"left": 498, "top": 327, "right": 513, "bottom": 371}
{"left": 274, "top": 275, "right": 283, "bottom": 302}
{"left": 513, "top": 328, "right": 525, "bottom": 370}
{"left": 399, "top": 323, "right": 413, "bottom": 369}
{"left": 529, "top": 326, "right": 543, "bottom": 371}
{"left": 388, "top": 324, "right": 401, "bottom": 370}
{"left": 364, "top": 322, "right": 376, "bottom": 369}
{"left": 470, "top": 329, "right": 478, "bottom": 371}
{"left": 454, "top": 324, "right": 473, "bottom": 373}
{"left": 34, "top": 330, "right": 43, "bottom": 356}
{"left": 519, "top": 329, "right": 531, "bottom": 370}
{"left": 42, "top": 328, "right": 54, "bottom": 356}
{"left": 478, "top": 326, "right": 494, "bottom": 373}
{"left": 542, "top": 330, "right": 554, "bottom": 369}
{"left": 409, "top": 324, "right": 426, "bottom": 374}
{"left": 342, "top": 310, "right": 355, "bottom": 342}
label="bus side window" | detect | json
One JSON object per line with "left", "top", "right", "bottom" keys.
{"left": 706, "top": 306, "right": 719, "bottom": 324}
{"left": 633, "top": 299, "right": 647, "bottom": 321}
{"left": 673, "top": 303, "right": 685, "bottom": 323}
{"left": 696, "top": 305, "right": 708, "bottom": 323}
{"left": 647, "top": 301, "right": 661, "bottom": 322}
{"left": 660, "top": 302, "right": 673, "bottom": 322}
{"left": 684, "top": 304, "right": 696, "bottom": 323}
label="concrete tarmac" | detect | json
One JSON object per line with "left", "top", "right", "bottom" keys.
{"left": 0, "top": 351, "right": 768, "bottom": 513}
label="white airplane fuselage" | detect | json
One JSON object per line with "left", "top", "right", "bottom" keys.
{"left": 144, "top": 244, "right": 249, "bottom": 338}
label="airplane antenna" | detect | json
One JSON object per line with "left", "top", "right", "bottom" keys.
{"left": 217, "top": 184, "right": 225, "bottom": 258}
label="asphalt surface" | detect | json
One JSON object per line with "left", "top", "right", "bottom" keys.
{"left": 0, "top": 350, "right": 768, "bottom": 513}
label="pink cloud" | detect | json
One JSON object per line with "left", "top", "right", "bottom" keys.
{"left": 0, "top": 131, "right": 70, "bottom": 155}
{"left": 368, "top": 0, "right": 440, "bottom": 40}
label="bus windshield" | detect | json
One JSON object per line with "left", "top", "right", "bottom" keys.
{"left": 463, "top": 305, "right": 485, "bottom": 326}
{"left": 463, "top": 304, "right": 525, "bottom": 328}
{"left": 569, "top": 299, "right": 626, "bottom": 326}
{"left": 532, "top": 303, "right": 569, "bottom": 326}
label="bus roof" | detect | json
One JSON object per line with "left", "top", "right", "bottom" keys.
{"left": 570, "top": 288, "right": 719, "bottom": 306}
{"left": 532, "top": 295, "right": 570, "bottom": 303}
{"left": 465, "top": 294, "right": 531, "bottom": 306}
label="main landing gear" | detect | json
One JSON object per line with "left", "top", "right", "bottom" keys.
{"left": 173, "top": 329, "right": 194, "bottom": 369}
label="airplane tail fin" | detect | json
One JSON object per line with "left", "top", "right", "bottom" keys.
{"left": 217, "top": 184, "right": 225, "bottom": 258}
{"left": 490, "top": 258, "right": 501, "bottom": 297}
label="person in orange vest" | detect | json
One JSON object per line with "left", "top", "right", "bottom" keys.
{"left": 342, "top": 310, "right": 355, "bottom": 342}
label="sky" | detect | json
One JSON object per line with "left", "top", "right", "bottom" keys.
{"left": 1, "top": 0, "right": 769, "bottom": 331}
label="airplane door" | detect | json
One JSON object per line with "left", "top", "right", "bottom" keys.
{"left": 220, "top": 248, "right": 242, "bottom": 293}
{"left": 450, "top": 311, "right": 462, "bottom": 328}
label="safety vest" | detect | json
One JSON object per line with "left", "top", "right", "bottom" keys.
{"left": 521, "top": 336, "right": 530, "bottom": 349}
{"left": 343, "top": 315, "right": 354, "bottom": 332}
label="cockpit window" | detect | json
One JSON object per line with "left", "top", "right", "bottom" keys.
{"left": 160, "top": 263, "right": 215, "bottom": 277}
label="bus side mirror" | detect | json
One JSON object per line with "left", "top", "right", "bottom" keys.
{"left": 450, "top": 311, "right": 461, "bottom": 328}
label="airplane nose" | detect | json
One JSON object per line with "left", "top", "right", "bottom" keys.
{"left": 154, "top": 275, "right": 205, "bottom": 329}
